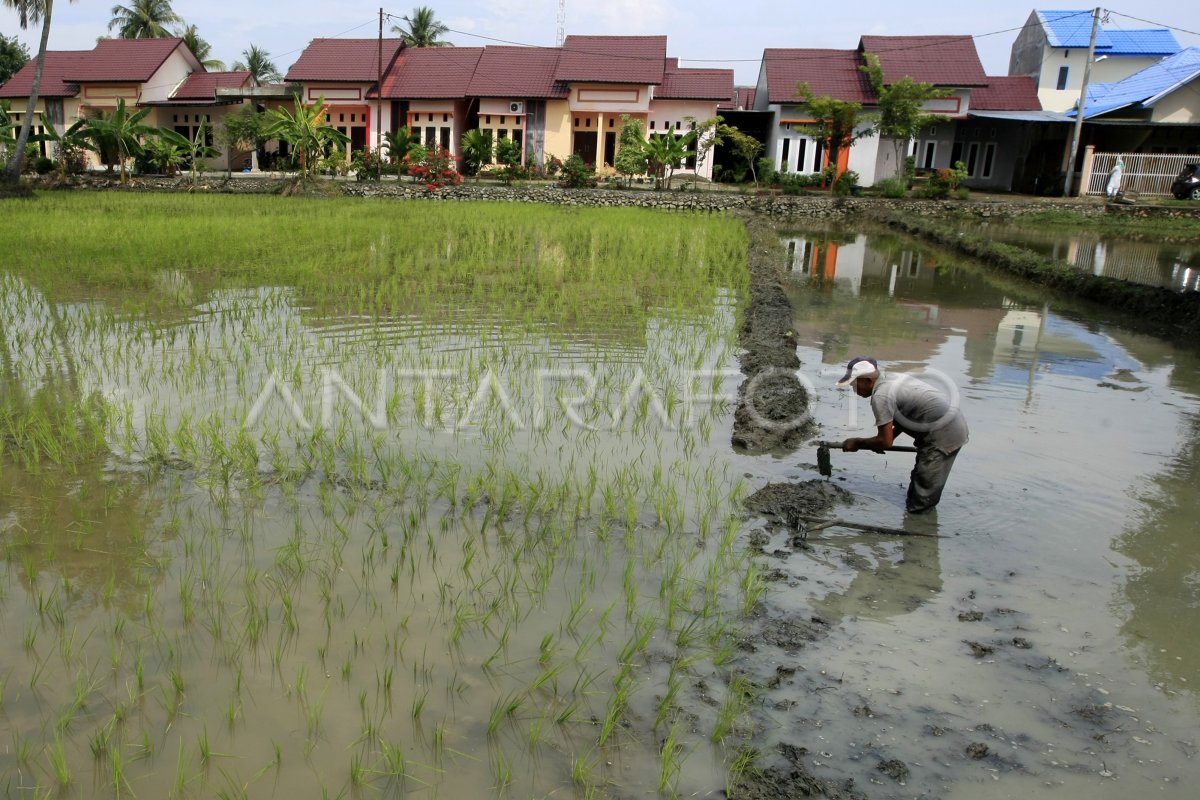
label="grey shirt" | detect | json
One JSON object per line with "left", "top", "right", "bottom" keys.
{"left": 871, "top": 372, "right": 969, "bottom": 453}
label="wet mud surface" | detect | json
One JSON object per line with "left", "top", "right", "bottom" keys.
{"left": 732, "top": 217, "right": 814, "bottom": 454}
{"left": 727, "top": 217, "right": 1199, "bottom": 799}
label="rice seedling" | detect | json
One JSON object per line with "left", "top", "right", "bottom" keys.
{"left": 0, "top": 192, "right": 755, "bottom": 797}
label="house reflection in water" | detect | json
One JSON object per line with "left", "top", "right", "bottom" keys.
{"left": 781, "top": 231, "right": 1140, "bottom": 393}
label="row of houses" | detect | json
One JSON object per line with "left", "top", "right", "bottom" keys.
{"left": 3, "top": 9, "right": 1198, "bottom": 192}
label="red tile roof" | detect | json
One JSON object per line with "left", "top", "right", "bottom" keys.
{"left": 761, "top": 49, "right": 873, "bottom": 104}
{"left": 0, "top": 51, "right": 88, "bottom": 98}
{"left": 466, "top": 46, "right": 567, "bottom": 98}
{"left": 379, "top": 47, "right": 485, "bottom": 99}
{"left": 859, "top": 35, "right": 988, "bottom": 87}
{"left": 63, "top": 37, "right": 191, "bottom": 82}
{"left": 556, "top": 36, "right": 667, "bottom": 84}
{"left": 147, "top": 71, "right": 253, "bottom": 104}
{"left": 658, "top": 64, "right": 734, "bottom": 101}
{"left": 285, "top": 38, "right": 405, "bottom": 83}
{"left": 971, "top": 76, "right": 1042, "bottom": 111}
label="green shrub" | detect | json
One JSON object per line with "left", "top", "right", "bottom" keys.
{"left": 832, "top": 169, "right": 860, "bottom": 197}
{"left": 876, "top": 176, "right": 907, "bottom": 198}
{"left": 34, "top": 156, "right": 55, "bottom": 175}
{"left": 756, "top": 157, "right": 777, "bottom": 186}
{"left": 559, "top": 153, "right": 596, "bottom": 188}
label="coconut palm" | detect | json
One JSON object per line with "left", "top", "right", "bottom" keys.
{"left": 3, "top": 0, "right": 78, "bottom": 185}
{"left": 390, "top": 6, "right": 451, "bottom": 48}
{"left": 179, "top": 24, "right": 225, "bottom": 70}
{"left": 108, "top": 0, "right": 182, "bottom": 39}
{"left": 233, "top": 44, "right": 281, "bottom": 84}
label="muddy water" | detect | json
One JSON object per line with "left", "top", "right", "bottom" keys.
{"left": 739, "top": 226, "right": 1200, "bottom": 798}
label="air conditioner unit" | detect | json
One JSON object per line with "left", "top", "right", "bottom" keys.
{"left": 508, "top": 101, "right": 524, "bottom": 114}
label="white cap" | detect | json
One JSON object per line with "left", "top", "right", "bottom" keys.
{"left": 835, "top": 356, "right": 879, "bottom": 387}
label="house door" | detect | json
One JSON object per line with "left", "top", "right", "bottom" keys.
{"left": 573, "top": 132, "right": 597, "bottom": 165}
{"left": 603, "top": 132, "right": 616, "bottom": 167}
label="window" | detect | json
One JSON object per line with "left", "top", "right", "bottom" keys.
{"left": 950, "top": 141, "right": 963, "bottom": 166}
{"left": 440, "top": 127, "right": 451, "bottom": 150}
{"left": 425, "top": 126, "right": 436, "bottom": 147}
{"left": 1057, "top": 66, "right": 1069, "bottom": 90}
{"left": 780, "top": 138, "right": 790, "bottom": 170}
{"left": 982, "top": 143, "right": 995, "bottom": 178}
{"left": 498, "top": 129, "right": 507, "bottom": 140}
{"left": 649, "top": 120, "right": 655, "bottom": 130}
{"left": 966, "top": 142, "right": 979, "bottom": 176}
{"left": 512, "top": 129, "right": 523, "bottom": 150}
{"left": 500, "top": 116, "right": 506, "bottom": 125}
{"left": 797, "top": 139, "right": 807, "bottom": 172}
{"left": 486, "top": 115, "right": 492, "bottom": 124}
{"left": 922, "top": 141, "right": 936, "bottom": 170}
{"left": 443, "top": 113, "right": 449, "bottom": 122}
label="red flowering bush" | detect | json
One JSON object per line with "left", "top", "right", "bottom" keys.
{"left": 407, "top": 145, "right": 462, "bottom": 190}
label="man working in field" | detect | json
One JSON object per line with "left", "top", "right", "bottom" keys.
{"left": 837, "top": 356, "right": 968, "bottom": 513}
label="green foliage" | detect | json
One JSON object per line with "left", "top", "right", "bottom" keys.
{"left": 32, "top": 115, "right": 93, "bottom": 174}
{"left": 79, "top": 98, "right": 155, "bottom": 183}
{"left": 643, "top": 132, "right": 696, "bottom": 190}
{"left": 559, "top": 153, "right": 595, "bottom": 188}
{"left": 141, "top": 128, "right": 190, "bottom": 175}
{"left": 108, "top": 0, "right": 182, "bottom": 40}
{"left": 724, "top": 127, "right": 763, "bottom": 186}
{"left": 755, "top": 157, "right": 777, "bottom": 187}
{"left": 832, "top": 169, "right": 860, "bottom": 197}
{"left": 232, "top": 44, "right": 281, "bottom": 84}
{"left": 920, "top": 160, "right": 968, "bottom": 198}
{"left": 390, "top": 6, "right": 451, "bottom": 47}
{"left": 794, "top": 82, "right": 867, "bottom": 180}
{"left": 350, "top": 147, "right": 385, "bottom": 181}
{"left": 179, "top": 23, "right": 224, "bottom": 70}
{"left": 408, "top": 144, "right": 460, "bottom": 190}
{"left": 384, "top": 126, "right": 420, "bottom": 168}
{"left": 0, "top": 32, "right": 30, "bottom": 85}
{"left": 613, "top": 114, "right": 647, "bottom": 186}
{"left": 860, "top": 53, "right": 950, "bottom": 178}
{"left": 459, "top": 128, "right": 491, "bottom": 176}
{"left": 494, "top": 136, "right": 521, "bottom": 185}
{"left": 875, "top": 176, "right": 908, "bottom": 198}
{"left": 263, "top": 95, "right": 349, "bottom": 179}
{"left": 183, "top": 120, "right": 220, "bottom": 183}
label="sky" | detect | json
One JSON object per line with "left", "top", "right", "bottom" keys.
{"left": 2, "top": 1, "right": 1199, "bottom": 85}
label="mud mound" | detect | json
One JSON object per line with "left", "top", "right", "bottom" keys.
{"left": 745, "top": 480, "right": 854, "bottom": 523}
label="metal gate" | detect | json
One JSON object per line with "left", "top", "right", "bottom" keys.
{"left": 1086, "top": 152, "right": 1198, "bottom": 197}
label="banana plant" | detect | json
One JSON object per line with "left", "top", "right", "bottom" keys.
{"left": 643, "top": 131, "right": 697, "bottom": 191}
{"left": 141, "top": 128, "right": 190, "bottom": 175}
{"left": 185, "top": 120, "right": 221, "bottom": 184}
{"left": 263, "top": 94, "right": 349, "bottom": 180}
{"left": 80, "top": 98, "right": 154, "bottom": 184}
{"left": 32, "top": 114, "right": 95, "bottom": 173}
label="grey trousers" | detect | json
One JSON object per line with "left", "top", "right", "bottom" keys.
{"left": 906, "top": 445, "right": 961, "bottom": 513}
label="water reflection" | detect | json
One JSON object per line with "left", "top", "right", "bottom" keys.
{"left": 969, "top": 224, "right": 1200, "bottom": 293}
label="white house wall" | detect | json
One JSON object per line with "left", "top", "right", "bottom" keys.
{"left": 846, "top": 124, "right": 880, "bottom": 185}
{"left": 141, "top": 48, "right": 200, "bottom": 104}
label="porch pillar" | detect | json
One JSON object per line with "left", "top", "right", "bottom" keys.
{"left": 1080, "top": 145, "right": 1096, "bottom": 197}
{"left": 596, "top": 113, "right": 605, "bottom": 167}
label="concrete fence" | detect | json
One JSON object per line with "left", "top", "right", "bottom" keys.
{"left": 1082, "top": 148, "right": 1197, "bottom": 197}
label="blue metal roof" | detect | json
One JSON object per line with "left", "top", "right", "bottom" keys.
{"left": 1106, "top": 30, "right": 1181, "bottom": 57}
{"left": 1078, "top": 47, "right": 1200, "bottom": 118}
{"left": 1038, "top": 9, "right": 1180, "bottom": 55}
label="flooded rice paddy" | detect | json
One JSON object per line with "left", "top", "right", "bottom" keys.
{"left": 1, "top": 195, "right": 1198, "bottom": 800}
{"left": 765, "top": 226, "right": 1200, "bottom": 799}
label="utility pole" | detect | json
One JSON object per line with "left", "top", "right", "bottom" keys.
{"left": 557, "top": 0, "right": 566, "bottom": 47}
{"left": 1063, "top": 7, "right": 1101, "bottom": 197}
{"left": 377, "top": 7, "right": 384, "bottom": 152}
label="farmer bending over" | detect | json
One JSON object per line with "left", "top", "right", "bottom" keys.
{"left": 837, "top": 356, "right": 968, "bottom": 513}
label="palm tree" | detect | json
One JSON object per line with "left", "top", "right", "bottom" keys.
{"left": 390, "top": 6, "right": 451, "bottom": 48}
{"left": 643, "top": 132, "right": 696, "bottom": 190}
{"left": 3, "top": 0, "right": 78, "bottom": 185}
{"left": 179, "top": 24, "right": 225, "bottom": 70}
{"left": 233, "top": 45, "right": 281, "bottom": 84}
{"left": 108, "top": 0, "right": 182, "bottom": 39}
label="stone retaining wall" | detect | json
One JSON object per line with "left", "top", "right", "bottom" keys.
{"left": 38, "top": 174, "right": 1200, "bottom": 221}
